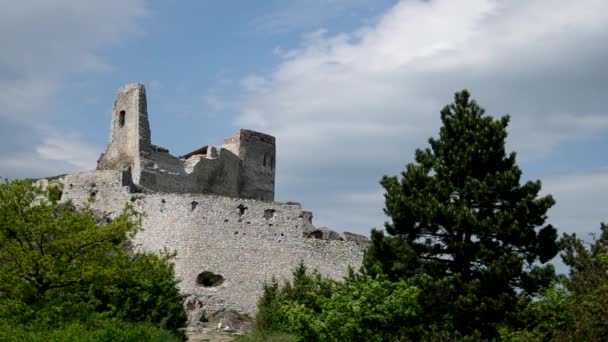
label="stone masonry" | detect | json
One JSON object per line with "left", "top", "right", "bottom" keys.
{"left": 58, "top": 83, "right": 368, "bottom": 321}
{"left": 97, "top": 83, "right": 276, "bottom": 201}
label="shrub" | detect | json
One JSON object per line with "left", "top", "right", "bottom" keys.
{"left": 0, "top": 179, "right": 186, "bottom": 339}
{"left": 253, "top": 263, "right": 420, "bottom": 342}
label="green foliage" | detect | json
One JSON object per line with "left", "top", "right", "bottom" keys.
{"left": 253, "top": 263, "right": 420, "bottom": 342}
{"left": 0, "top": 315, "right": 183, "bottom": 342}
{"left": 0, "top": 179, "right": 186, "bottom": 338}
{"left": 246, "top": 90, "right": 608, "bottom": 340}
{"left": 235, "top": 331, "right": 297, "bottom": 342}
{"left": 503, "top": 224, "right": 608, "bottom": 341}
{"left": 363, "top": 90, "right": 559, "bottom": 338}
{"left": 83, "top": 251, "right": 187, "bottom": 331}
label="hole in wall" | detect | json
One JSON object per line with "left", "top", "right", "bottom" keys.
{"left": 119, "top": 110, "right": 126, "bottom": 127}
{"left": 304, "top": 230, "right": 324, "bottom": 239}
{"left": 237, "top": 203, "right": 247, "bottom": 216}
{"left": 191, "top": 201, "right": 198, "bottom": 211}
{"left": 264, "top": 209, "right": 275, "bottom": 219}
{"left": 196, "top": 272, "right": 224, "bottom": 287}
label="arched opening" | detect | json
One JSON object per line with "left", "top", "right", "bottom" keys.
{"left": 119, "top": 110, "right": 126, "bottom": 127}
{"left": 196, "top": 271, "right": 224, "bottom": 287}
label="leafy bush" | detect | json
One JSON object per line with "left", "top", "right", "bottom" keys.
{"left": 0, "top": 316, "right": 183, "bottom": 342}
{"left": 254, "top": 263, "right": 420, "bottom": 342}
{"left": 84, "top": 251, "right": 187, "bottom": 331}
{"left": 0, "top": 179, "right": 186, "bottom": 338}
{"left": 235, "top": 331, "right": 296, "bottom": 342}
{"left": 502, "top": 224, "right": 608, "bottom": 341}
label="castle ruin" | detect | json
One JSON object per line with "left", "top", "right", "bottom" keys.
{"left": 57, "top": 83, "right": 367, "bottom": 322}
{"left": 97, "top": 83, "right": 275, "bottom": 201}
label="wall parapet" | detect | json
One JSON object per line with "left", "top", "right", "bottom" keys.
{"left": 96, "top": 83, "right": 276, "bottom": 201}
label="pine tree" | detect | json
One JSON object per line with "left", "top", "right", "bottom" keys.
{"left": 363, "top": 90, "right": 559, "bottom": 337}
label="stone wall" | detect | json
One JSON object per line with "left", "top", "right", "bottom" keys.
{"left": 96, "top": 83, "right": 277, "bottom": 201}
{"left": 137, "top": 147, "right": 241, "bottom": 196}
{"left": 221, "top": 130, "right": 275, "bottom": 201}
{"left": 61, "top": 170, "right": 367, "bottom": 316}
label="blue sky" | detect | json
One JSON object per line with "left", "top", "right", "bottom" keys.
{"left": 1, "top": 0, "right": 607, "bottom": 242}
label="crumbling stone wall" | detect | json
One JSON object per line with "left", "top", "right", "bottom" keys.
{"left": 96, "top": 83, "right": 276, "bottom": 201}
{"left": 55, "top": 82, "right": 367, "bottom": 320}
{"left": 60, "top": 170, "right": 367, "bottom": 316}
{"left": 222, "top": 130, "right": 276, "bottom": 201}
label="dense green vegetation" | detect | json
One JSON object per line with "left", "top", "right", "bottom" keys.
{"left": 0, "top": 179, "right": 187, "bottom": 341}
{"left": 253, "top": 263, "right": 419, "bottom": 341}
{"left": 246, "top": 90, "right": 608, "bottom": 341}
{"left": 503, "top": 223, "right": 608, "bottom": 341}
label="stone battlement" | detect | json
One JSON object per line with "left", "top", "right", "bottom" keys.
{"left": 54, "top": 82, "right": 368, "bottom": 324}
{"left": 97, "top": 83, "right": 275, "bottom": 201}
{"left": 222, "top": 129, "right": 276, "bottom": 146}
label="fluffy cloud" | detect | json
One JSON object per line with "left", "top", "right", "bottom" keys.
{"left": 0, "top": 133, "right": 99, "bottom": 179}
{"left": 0, "top": 0, "right": 147, "bottom": 179}
{"left": 543, "top": 168, "right": 608, "bottom": 236}
{"left": 238, "top": 0, "right": 608, "bottom": 234}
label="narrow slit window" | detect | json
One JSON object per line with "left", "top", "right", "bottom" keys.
{"left": 119, "top": 110, "right": 126, "bottom": 127}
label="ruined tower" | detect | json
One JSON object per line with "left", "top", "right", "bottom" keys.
{"left": 97, "top": 83, "right": 151, "bottom": 185}
{"left": 54, "top": 82, "right": 367, "bottom": 319}
{"left": 222, "top": 130, "right": 276, "bottom": 201}
{"left": 96, "top": 83, "right": 275, "bottom": 201}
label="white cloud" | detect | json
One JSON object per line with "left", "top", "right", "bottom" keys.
{"left": 0, "top": 134, "right": 101, "bottom": 179}
{"left": 36, "top": 133, "right": 100, "bottom": 171}
{"left": 237, "top": 0, "right": 608, "bottom": 233}
{"left": 0, "top": 0, "right": 147, "bottom": 178}
{"left": 543, "top": 168, "right": 608, "bottom": 236}
{"left": 0, "top": 0, "right": 147, "bottom": 118}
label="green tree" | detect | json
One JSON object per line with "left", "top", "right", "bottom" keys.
{"left": 557, "top": 224, "right": 608, "bottom": 340}
{"left": 501, "top": 224, "right": 608, "bottom": 341}
{"left": 0, "top": 179, "right": 186, "bottom": 336}
{"left": 363, "top": 90, "right": 559, "bottom": 337}
{"left": 253, "top": 263, "right": 420, "bottom": 342}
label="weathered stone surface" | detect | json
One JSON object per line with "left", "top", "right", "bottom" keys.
{"left": 51, "top": 82, "right": 368, "bottom": 321}
{"left": 183, "top": 295, "right": 207, "bottom": 330}
{"left": 60, "top": 170, "right": 367, "bottom": 315}
{"left": 96, "top": 83, "right": 276, "bottom": 201}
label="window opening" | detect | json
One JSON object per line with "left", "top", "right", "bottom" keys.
{"left": 119, "top": 110, "right": 126, "bottom": 127}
